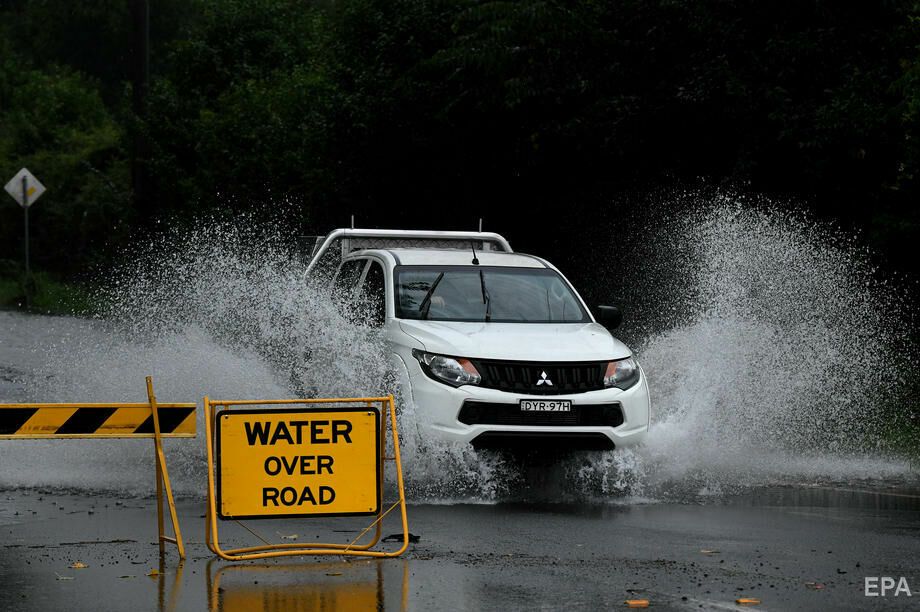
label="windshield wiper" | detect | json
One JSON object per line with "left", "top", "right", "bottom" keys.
{"left": 418, "top": 272, "right": 445, "bottom": 319}
{"left": 479, "top": 269, "right": 491, "bottom": 322}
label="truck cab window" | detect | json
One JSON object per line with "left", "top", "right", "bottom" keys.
{"left": 356, "top": 261, "right": 386, "bottom": 327}
{"left": 332, "top": 259, "right": 364, "bottom": 303}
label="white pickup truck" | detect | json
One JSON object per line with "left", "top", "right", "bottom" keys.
{"left": 307, "top": 229, "right": 650, "bottom": 451}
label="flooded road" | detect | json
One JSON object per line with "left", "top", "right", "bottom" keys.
{"left": 2, "top": 487, "right": 919, "bottom": 611}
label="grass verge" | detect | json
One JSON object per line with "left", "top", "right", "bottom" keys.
{"left": 0, "top": 268, "right": 98, "bottom": 316}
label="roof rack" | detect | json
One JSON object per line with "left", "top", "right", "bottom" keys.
{"left": 305, "top": 228, "right": 513, "bottom": 277}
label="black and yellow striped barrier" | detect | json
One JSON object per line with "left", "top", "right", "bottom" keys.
{"left": 0, "top": 377, "right": 196, "bottom": 560}
{"left": 0, "top": 403, "right": 195, "bottom": 438}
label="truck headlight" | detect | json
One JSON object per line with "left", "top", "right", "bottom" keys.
{"left": 412, "top": 350, "right": 482, "bottom": 387}
{"left": 604, "top": 357, "right": 640, "bottom": 390}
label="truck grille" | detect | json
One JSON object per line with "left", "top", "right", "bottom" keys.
{"left": 470, "top": 360, "right": 607, "bottom": 395}
{"left": 458, "top": 401, "right": 623, "bottom": 427}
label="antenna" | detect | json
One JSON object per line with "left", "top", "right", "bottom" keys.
{"left": 471, "top": 241, "right": 480, "bottom": 265}
{"left": 350, "top": 214, "right": 355, "bottom": 229}
{"left": 478, "top": 218, "right": 483, "bottom": 232}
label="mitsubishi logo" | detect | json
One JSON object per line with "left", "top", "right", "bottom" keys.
{"left": 536, "top": 371, "right": 553, "bottom": 386}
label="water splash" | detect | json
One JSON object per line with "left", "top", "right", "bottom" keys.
{"left": 557, "top": 196, "right": 916, "bottom": 501}
{"left": 0, "top": 196, "right": 916, "bottom": 501}
{"left": 1, "top": 215, "right": 509, "bottom": 499}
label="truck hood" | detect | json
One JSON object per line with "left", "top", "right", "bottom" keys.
{"left": 395, "top": 320, "right": 632, "bottom": 362}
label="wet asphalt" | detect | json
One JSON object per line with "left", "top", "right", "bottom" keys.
{"left": 1, "top": 485, "right": 919, "bottom": 611}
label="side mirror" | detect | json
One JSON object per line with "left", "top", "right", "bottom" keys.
{"left": 596, "top": 305, "right": 623, "bottom": 330}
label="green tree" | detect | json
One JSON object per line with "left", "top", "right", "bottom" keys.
{"left": 142, "top": 0, "right": 336, "bottom": 218}
{"left": 0, "top": 57, "right": 130, "bottom": 275}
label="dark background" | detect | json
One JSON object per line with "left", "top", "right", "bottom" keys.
{"left": 1, "top": 0, "right": 918, "bottom": 284}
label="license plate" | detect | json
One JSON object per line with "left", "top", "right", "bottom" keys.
{"left": 520, "top": 399, "right": 572, "bottom": 412}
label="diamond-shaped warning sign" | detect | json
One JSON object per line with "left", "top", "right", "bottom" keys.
{"left": 4, "top": 168, "right": 46, "bottom": 208}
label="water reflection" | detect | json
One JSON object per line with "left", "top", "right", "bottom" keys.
{"left": 740, "top": 485, "right": 920, "bottom": 512}
{"left": 157, "top": 557, "right": 185, "bottom": 612}
{"left": 206, "top": 559, "right": 408, "bottom": 612}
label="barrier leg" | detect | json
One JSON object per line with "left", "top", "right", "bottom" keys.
{"left": 205, "top": 499, "right": 213, "bottom": 552}
{"left": 204, "top": 397, "right": 220, "bottom": 555}
{"left": 388, "top": 395, "right": 411, "bottom": 556}
{"left": 155, "top": 436, "right": 166, "bottom": 555}
{"left": 147, "top": 376, "right": 186, "bottom": 559}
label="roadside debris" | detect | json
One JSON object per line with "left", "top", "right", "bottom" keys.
{"left": 277, "top": 532, "right": 298, "bottom": 541}
{"left": 69, "top": 562, "right": 88, "bottom": 569}
{"left": 624, "top": 600, "right": 649, "bottom": 608}
{"left": 804, "top": 582, "right": 825, "bottom": 590}
{"left": 699, "top": 549, "right": 720, "bottom": 555}
{"left": 54, "top": 573, "right": 74, "bottom": 581}
{"left": 382, "top": 533, "right": 420, "bottom": 543}
{"left": 736, "top": 598, "right": 761, "bottom": 605}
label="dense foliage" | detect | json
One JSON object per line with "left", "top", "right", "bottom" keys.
{"left": 1, "top": 0, "right": 919, "bottom": 276}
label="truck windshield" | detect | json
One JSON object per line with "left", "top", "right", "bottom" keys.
{"left": 395, "top": 266, "right": 589, "bottom": 323}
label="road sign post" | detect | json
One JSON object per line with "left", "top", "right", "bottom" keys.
{"left": 5, "top": 168, "right": 46, "bottom": 309}
{"left": 22, "top": 176, "right": 29, "bottom": 283}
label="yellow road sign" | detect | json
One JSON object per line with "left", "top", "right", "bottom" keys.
{"left": 216, "top": 408, "right": 380, "bottom": 519}
{"left": 4, "top": 167, "right": 46, "bottom": 208}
